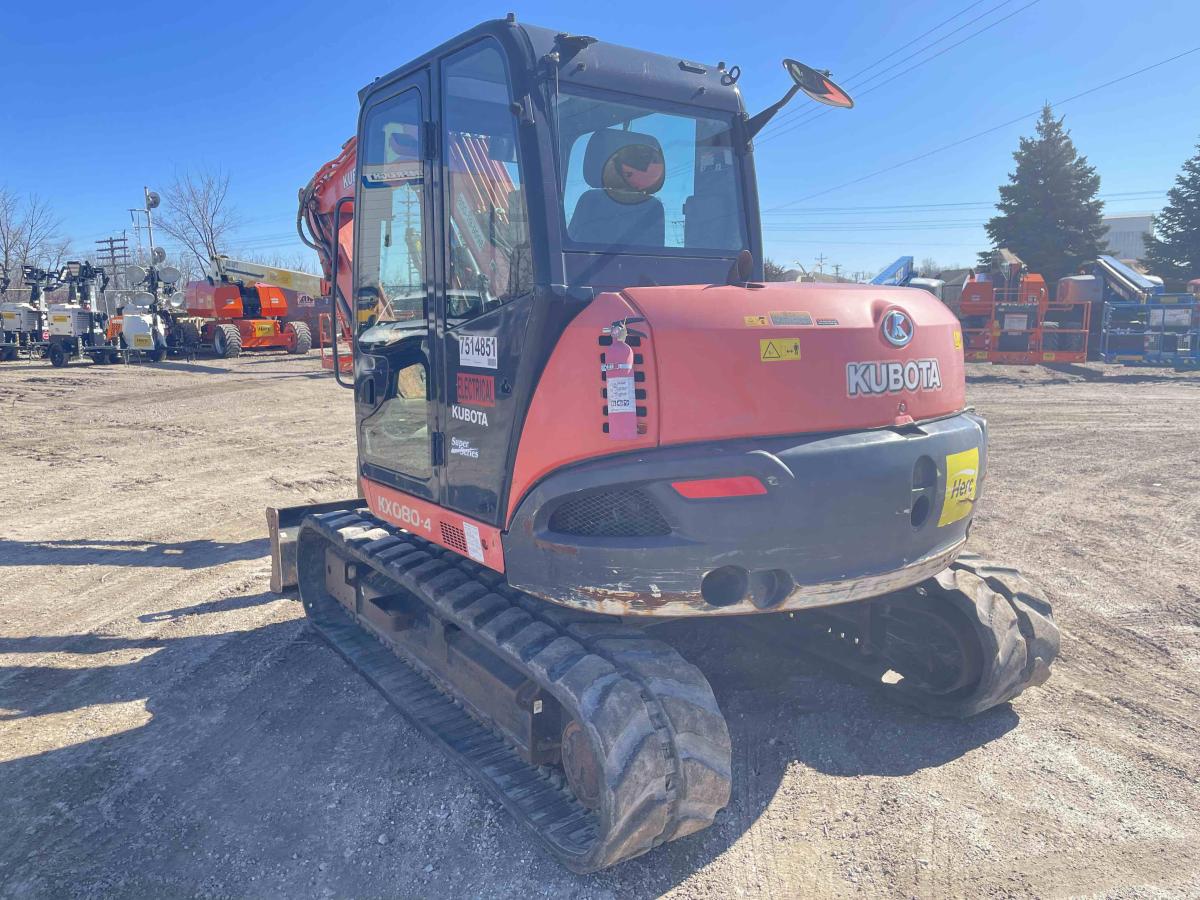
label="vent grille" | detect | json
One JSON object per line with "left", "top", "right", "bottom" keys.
{"left": 440, "top": 521, "right": 469, "bottom": 555}
{"left": 548, "top": 489, "right": 671, "bottom": 538}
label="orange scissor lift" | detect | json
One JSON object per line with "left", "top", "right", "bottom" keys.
{"left": 959, "top": 250, "right": 1090, "bottom": 364}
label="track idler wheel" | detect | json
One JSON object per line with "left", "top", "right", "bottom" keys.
{"left": 877, "top": 553, "right": 1059, "bottom": 717}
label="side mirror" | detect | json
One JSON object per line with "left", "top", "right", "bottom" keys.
{"left": 782, "top": 59, "right": 854, "bottom": 109}
{"left": 746, "top": 59, "right": 853, "bottom": 139}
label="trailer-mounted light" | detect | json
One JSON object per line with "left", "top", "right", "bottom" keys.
{"left": 670, "top": 476, "right": 767, "bottom": 499}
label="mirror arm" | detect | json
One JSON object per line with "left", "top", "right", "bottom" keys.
{"left": 745, "top": 83, "right": 801, "bottom": 140}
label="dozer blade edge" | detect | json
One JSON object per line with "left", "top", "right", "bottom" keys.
{"left": 266, "top": 499, "right": 364, "bottom": 593}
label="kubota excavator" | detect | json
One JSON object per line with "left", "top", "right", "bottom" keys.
{"left": 268, "top": 19, "right": 1059, "bottom": 872}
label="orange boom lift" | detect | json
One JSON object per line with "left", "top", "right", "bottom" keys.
{"left": 182, "top": 255, "right": 321, "bottom": 357}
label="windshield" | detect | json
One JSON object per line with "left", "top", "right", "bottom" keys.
{"left": 554, "top": 90, "right": 746, "bottom": 253}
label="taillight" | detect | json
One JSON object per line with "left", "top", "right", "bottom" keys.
{"left": 670, "top": 476, "right": 767, "bottom": 499}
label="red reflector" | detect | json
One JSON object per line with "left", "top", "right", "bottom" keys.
{"left": 671, "top": 476, "right": 767, "bottom": 499}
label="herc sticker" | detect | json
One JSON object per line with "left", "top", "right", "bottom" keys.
{"left": 457, "top": 333, "right": 497, "bottom": 369}
{"left": 759, "top": 339, "right": 801, "bottom": 362}
{"left": 938, "top": 447, "right": 979, "bottom": 527}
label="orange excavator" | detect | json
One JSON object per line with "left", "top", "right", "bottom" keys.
{"left": 269, "top": 19, "right": 1059, "bottom": 872}
{"left": 298, "top": 138, "right": 357, "bottom": 372}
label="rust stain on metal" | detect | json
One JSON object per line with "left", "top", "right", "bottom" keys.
{"left": 573, "top": 583, "right": 703, "bottom": 612}
{"left": 532, "top": 537, "right": 579, "bottom": 556}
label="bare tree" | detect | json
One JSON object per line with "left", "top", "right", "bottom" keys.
{"left": 0, "top": 188, "right": 67, "bottom": 298}
{"left": 155, "top": 168, "right": 241, "bottom": 271}
{"left": 919, "top": 257, "right": 941, "bottom": 277}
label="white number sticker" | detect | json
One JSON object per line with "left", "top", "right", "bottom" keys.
{"left": 457, "top": 334, "right": 498, "bottom": 369}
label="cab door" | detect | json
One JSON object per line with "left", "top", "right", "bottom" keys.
{"left": 436, "top": 39, "right": 537, "bottom": 524}
{"left": 353, "top": 70, "right": 439, "bottom": 503}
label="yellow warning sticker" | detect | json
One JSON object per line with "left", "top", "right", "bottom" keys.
{"left": 938, "top": 447, "right": 979, "bottom": 527}
{"left": 255, "top": 322, "right": 275, "bottom": 337}
{"left": 759, "top": 338, "right": 801, "bottom": 362}
{"left": 133, "top": 334, "right": 152, "bottom": 348}
{"left": 1042, "top": 352, "right": 1056, "bottom": 361}
{"left": 968, "top": 350, "right": 988, "bottom": 361}
{"left": 952, "top": 329, "right": 963, "bottom": 350}
{"left": 744, "top": 315, "right": 770, "bottom": 327}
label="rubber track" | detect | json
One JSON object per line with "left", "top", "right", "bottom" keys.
{"left": 297, "top": 509, "right": 731, "bottom": 872}
{"left": 796, "top": 553, "right": 1059, "bottom": 718}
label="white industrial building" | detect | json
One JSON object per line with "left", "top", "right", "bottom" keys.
{"left": 1102, "top": 214, "right": 1154, "bottom": 262}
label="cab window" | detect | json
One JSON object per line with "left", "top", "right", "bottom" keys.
{"left": 357, "top": 91, "right": 426, "bottom": 330}
{"left": 441, "top": 42, "right": 532, "bottom": 326}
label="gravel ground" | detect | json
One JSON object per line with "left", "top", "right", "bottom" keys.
{"left": 1, "top": 355, "right": 1198, "bottom": 898}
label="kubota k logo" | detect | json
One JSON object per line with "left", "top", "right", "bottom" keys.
{"left": 882, "top": 309, "right": 914, "bottom": 348}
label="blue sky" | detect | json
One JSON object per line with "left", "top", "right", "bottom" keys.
{"left": 3, "top": 0, "right": 1198, "bottom": 277}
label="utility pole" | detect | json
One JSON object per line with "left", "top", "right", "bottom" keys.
{"left": 815, "top": 253, "right": 828, "bottom": 274}
{"left": 832, "top": 263, "right": 843, "bottom": 279}
{"left": 95, "top": 233, "right": 130, "bottom": 288}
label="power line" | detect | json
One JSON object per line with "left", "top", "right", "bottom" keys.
{"left": 761, "top": 0, "right": 1004, "bottom": 136}
{"left": 759, "top": 0, "right": 1041, "bottom": 143}
{"left": 760, "top": 190, "right": 1167, "bottom": 215}
{"left": 764, "top": 45, "right": 1200, "bottom": 213}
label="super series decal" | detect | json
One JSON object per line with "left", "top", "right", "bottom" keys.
{"left": 847, "top": 359, "right": 942, "bottom": 396}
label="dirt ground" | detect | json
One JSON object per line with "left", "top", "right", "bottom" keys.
{"left": 1, "top": 353, "right": 1198, "bottom": 899}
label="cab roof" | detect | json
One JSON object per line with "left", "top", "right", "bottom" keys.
{"left": 359, "top": 18, "right": 745, "bottom": 115}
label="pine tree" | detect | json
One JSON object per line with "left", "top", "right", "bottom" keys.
{"left": 1143, "top": 140, "right": 1200, "bottom": 284}
{"left": 982, "top": 106, "right": 1108, "bottom": 285}
{"left": 763, "top": 258, "right": 791, "bottom": 281}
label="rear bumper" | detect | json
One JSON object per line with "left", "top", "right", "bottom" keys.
{"left": 503, "top": 412, "right": 987, "bottom": 617}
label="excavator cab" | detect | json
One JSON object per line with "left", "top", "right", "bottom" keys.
{"left": 269, "top": 18, "right": 1059, "bottom": 873}
{"left": 343, "top": 22, "right": 773, "bottom": 532}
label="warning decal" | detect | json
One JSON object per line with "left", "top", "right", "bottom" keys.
{"left": 759, "top": 338, "right": 801, "bottom": 362}
{"left": 938, "top": 447, "right": 979, "bottom": 527}
{"left": 463, "top": 521, "right": 485, "bottom": 562}
{"left": 953, "top": 329, "right": 963, "bottom": 350}
{"left": 607, "top": 377, "right": 636, "bottom": 413}
{"left": 769, "top": 311, "right": 814, "bottom": 327}
{"left": 744, "top": 315, "right": 769, "bottom": 327}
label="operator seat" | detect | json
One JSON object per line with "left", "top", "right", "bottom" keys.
{"left": 568, "top": 129, "right": 666, "bottom": 247}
